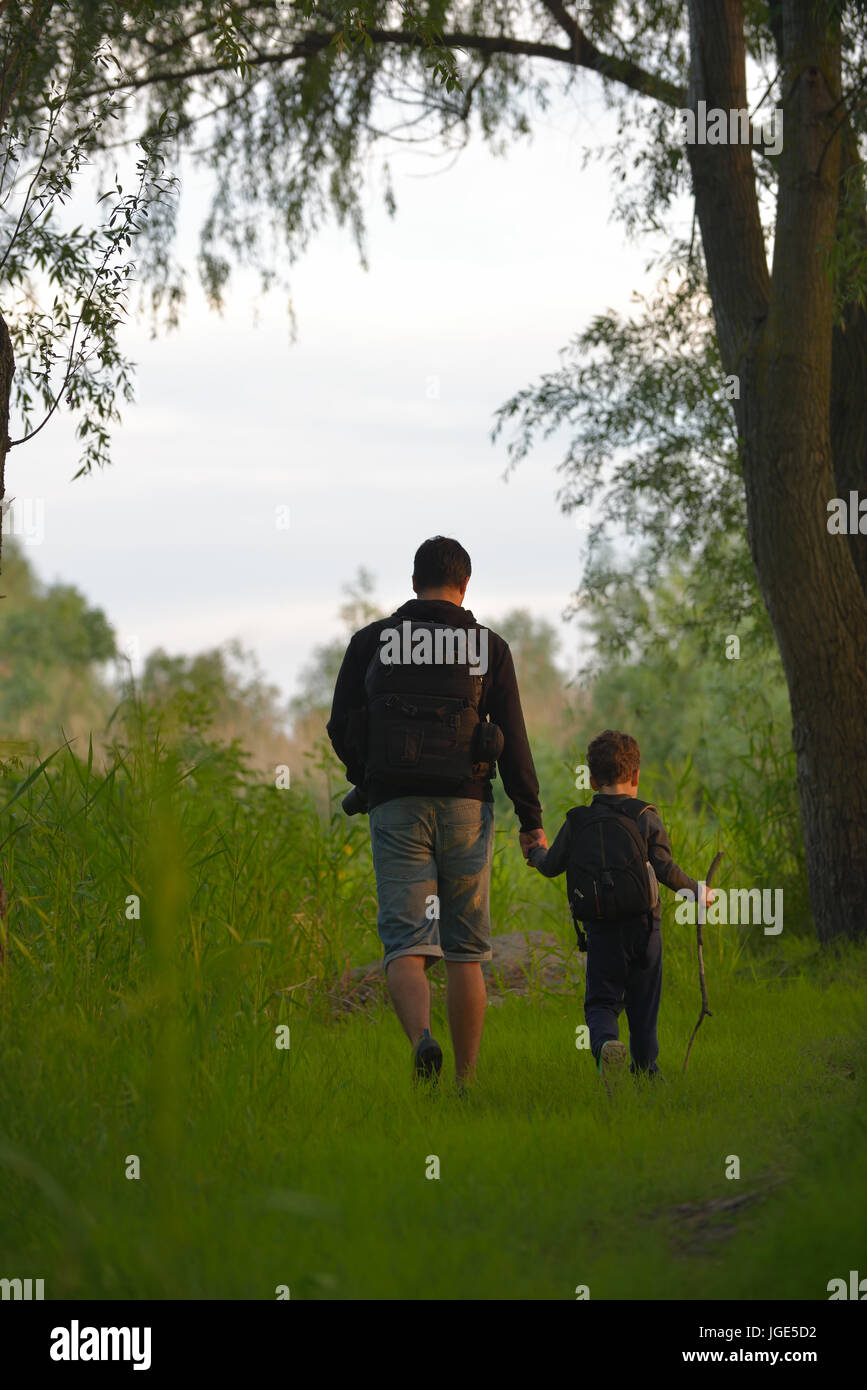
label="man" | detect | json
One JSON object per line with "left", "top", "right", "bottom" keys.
{"left": 327, "top": 536, "right": 546, "bottom": 1086}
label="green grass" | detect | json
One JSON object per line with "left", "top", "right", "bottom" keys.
{"left": 1, "top": 957, "right": 865, "bottom": 1300}
{"left": 1, "top": 722, "right": 864, "bottom": 1300}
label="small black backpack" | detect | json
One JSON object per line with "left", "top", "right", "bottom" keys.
{"left": 565, "top": 798, "right": 660, "bottom": 925}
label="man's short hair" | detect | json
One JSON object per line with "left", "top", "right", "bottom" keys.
{"left": 413, "top": 536, "right": 472, "bottom": 592}
{"left": 587, "top": 730, "right": 641, "bottom": 786}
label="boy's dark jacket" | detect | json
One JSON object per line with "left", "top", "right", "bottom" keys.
{"left": 326, "top": 598, "right": 543, "bottom": 832}
{"left": 529, "top": 793, "right": 700, "bottom": 927}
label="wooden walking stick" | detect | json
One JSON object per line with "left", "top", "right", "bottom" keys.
{"left": 682, "top": 851, "right": 724, "bottom": 1074}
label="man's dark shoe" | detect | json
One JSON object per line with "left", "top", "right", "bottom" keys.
{"left": 412, "top": 1029, "right": 443, "bottom": 1083}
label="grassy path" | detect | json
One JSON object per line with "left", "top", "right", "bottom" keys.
{"left": 2, "top": 948, "right": 865, "bottom": 1300}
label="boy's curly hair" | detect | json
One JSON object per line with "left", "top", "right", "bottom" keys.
{"left": 587, "top": 730, "right": 641, "bottom": 787}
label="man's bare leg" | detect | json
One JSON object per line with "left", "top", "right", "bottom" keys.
{"left": 445, "top": 960, "right": 487, "bottom": 1083}
{"left": 386, "top": 954, "right": 432, "bottom": 1045}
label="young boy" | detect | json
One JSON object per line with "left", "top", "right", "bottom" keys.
{"left": 527, "top": 729, "right": 712, "bottom": 1083}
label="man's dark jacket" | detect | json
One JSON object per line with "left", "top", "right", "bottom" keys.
{"left": 326, "top": 598, "right": 543, "bottom": 832}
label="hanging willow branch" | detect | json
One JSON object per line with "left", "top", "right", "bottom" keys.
{"left": 682, "top": 850, "right": 724, "bottom": 1074}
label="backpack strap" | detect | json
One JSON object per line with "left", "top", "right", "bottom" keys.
{"left": 612, "top": 799, "right": 657, "bottom": 845}
{"left": 611, "top": 800, "right": 659, "bottom": 939}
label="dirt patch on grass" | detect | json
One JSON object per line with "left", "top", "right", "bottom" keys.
{"left": 327, "top": 930, "right": 584, "bottom": 1015}
{"left": 648, "top": 1177, "right": 783, "bottom": 1257}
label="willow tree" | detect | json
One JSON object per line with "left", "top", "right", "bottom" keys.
{"left": 0, "top": 0, "right": 194, "bottom": 571}
{"left": 4, "top": 1, "right": 867, "bottom": 947}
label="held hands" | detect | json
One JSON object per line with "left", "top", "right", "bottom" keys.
{"left": 699, "top": 883, "right": 716, "bottom": 908}
{"left": 520, "top": 828, "right": 547, "bottom": 866}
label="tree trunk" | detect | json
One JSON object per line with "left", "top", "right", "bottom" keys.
{"left": 750, "top": 6, "right": 867, "bottom": 945}
{"left": 688, "top": 0, "right": 867, "bottom": 944}
{"left": 831, "top": 119, "right": 867, "bottom": 596}
{"left": 0, "top": 306, "right": 13, "bottom": 579}
{"left": 0, "top": 307, "right": 11, "bottom": 964}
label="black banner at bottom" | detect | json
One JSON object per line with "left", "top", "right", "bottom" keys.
{"left": 1, "top": 1298, "right": 861, "bottom": 1374}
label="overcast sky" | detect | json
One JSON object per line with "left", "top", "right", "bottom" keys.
{"left": 7, "top": 78, "right": 680, "bottom": 707}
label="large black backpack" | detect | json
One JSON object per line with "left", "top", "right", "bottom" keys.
{"left": 362, "top": 619, "right": 486, "bottom": 792}
{"left": 565, "top": 798, "right": 660, "bottom": 925}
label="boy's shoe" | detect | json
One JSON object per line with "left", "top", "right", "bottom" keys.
{"left": 598, "top": 1040, "right": 628, "bottom": 1092}
{"left": 412, "top": 1029, "right": 443, "bottom": 1084}
{"left": 630, "top": 1062, "right": 667, "bottom": 1084}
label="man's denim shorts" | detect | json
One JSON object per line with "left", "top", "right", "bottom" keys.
{"left": 369, "top": 796, "right": 495, "bottom": 967}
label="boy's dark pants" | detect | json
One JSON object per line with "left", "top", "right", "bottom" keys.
{"left": 584, "top": 919, "right": 662, "bottom": 1073}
